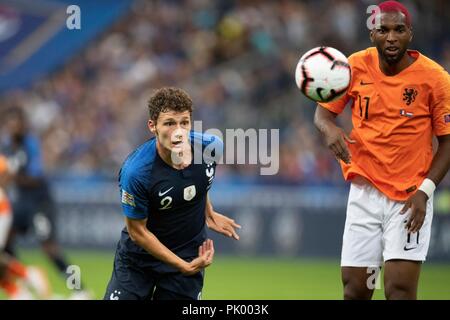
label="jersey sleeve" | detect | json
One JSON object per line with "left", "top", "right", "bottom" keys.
{"left": 430, "top": 70, "right": 450, "bottom": 137}
{"left": 203, "top": 134, "right": 223, "bottom": 166}
{"left": 119, "top": 168, "right": 149, "bottom": 220}
{"left": 318, "top": 93, "right": 351, "bottom": 115}
{"left": 318, "top": 53, "right": 357, "bottom": 114}
{"left": 190, "top": 131, "right": 223, "bottom": 165}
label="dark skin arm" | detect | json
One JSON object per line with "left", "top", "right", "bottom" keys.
{"left": 401, "top": 134, "right": 450, "bottom": 232}
{"left": 14, "top": 173, "right": 42, "bottom": 188}
{"left": 315, "top": 104, "right": 450, "bottom": 233}
{"left": 314, "top": 104, "right": 355, "bottom": 164}
{"left": 0, "top": 171, "right": 11, "bottom": 188}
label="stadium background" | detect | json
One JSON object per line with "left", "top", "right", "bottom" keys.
{"left": 0, "top": 0, "right": 449, "bottom": 299}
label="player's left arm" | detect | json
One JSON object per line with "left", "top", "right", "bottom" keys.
{"left": 205, "top": 193, "right": 241, "bottom": 240}
{"left": 401, "top": 70, "right": 450, "bottom": 233}
{"left": 401, "top": 134, "right": 450, "bottom": 233}
{"left": 426, "top": 134, "right": 450, "bottom": 188}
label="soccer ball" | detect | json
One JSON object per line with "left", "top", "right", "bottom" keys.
{"left": 295, "top": 46, "right": 351, "bottom": 103}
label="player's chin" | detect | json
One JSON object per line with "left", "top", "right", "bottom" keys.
{"left": 383, "top": 54, "right": 401, "bottom": 65}
{"left": 383, "top": 49, "right": 405, "bottom": 65}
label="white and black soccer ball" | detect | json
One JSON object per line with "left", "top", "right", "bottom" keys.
{"left": 295, "top": 46, "right": 351, "bottom": 103}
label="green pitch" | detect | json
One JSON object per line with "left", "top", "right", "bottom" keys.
{"left": 1, "top": 249, "right": 449, "bottom": 300}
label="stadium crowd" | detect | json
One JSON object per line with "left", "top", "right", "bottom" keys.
{"left": 1, "top": 0, "right": 449, "bottom": 187}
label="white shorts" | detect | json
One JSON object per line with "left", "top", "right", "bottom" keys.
{"left": 341, "top": 177, "right": 433, "bottom": 267}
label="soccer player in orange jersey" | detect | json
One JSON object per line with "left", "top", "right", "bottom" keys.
{"left": 314, "top": 1, "right": 450, "bottom": 299}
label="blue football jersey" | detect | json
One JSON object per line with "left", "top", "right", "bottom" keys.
{"left": 1, "top": 133, "right": 51, "bottom": 199}
{"left": 116, "top": 131, "right": 223, "bottom": 270}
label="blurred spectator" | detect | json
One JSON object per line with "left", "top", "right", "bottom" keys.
{"left": 0, "top": 0, "right": 448, "bottom": 187}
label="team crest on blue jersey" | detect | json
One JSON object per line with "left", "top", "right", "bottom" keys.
{"left": 183, "top": 185, "right": 196, "bottom": 201}
{"left": 121, "top": 190, "right": 135, "bottom": 207}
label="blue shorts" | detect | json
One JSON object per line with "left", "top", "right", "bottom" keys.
{"left": 12, "top": 197, "right": 56, "bottom": 242}
{"left": 104, "top": 251, "right": 204, "bottom": 300}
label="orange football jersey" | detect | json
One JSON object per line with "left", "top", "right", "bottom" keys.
{"left": 0, "top": 156, "right": 11, "bottom": 215}
{"left": 0, "top": 188, "right": 11, "bottom": 216}
{"left": 319, "top": 47, "right": 450, "bottom": 200}
{"left": 0, "top": 155, "right": 7, "bottom": 175}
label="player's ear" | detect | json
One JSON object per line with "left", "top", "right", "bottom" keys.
{"left": 369, "top": 29, "right": 375, "bottom": 43}
{"left": 408, "top": 27, "right": 413, "bottom": 42}
{"left": 148, "top": 119, "right": 156, "bottom": 134}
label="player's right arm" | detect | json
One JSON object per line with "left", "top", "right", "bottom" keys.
{"left": 125, "top": 217, "right": 214, "bottom": 275}
{"left": 314, "top": 98, "right": 355, "bottom": 164}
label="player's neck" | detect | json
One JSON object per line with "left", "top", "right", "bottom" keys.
{"left": 379, "top": 51, "right": 415, "bottom": 76}
{"left": 156, "top": 141, "right": 192, "bottom": 170}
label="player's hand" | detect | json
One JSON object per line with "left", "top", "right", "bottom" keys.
{"left": 400, "top": 190, "right": 428, "bottom": 233}
{"left": 206, "top": 211, "right": 241, "bottom": 240}
{"left": 322, "top": 124, "right": 355, "bottom": 164}
{"left": 181, "top": 239, "right": 214, "bottom": 275}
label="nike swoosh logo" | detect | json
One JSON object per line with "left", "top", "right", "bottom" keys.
{"left": 360, "top": 80, "right": 374, "bottom": 85}
{"left": 158, "top": 187, "right": 174, "bottom": 196}
{"left": 403, "top": 246, "right": 417, "bottom": 251}
{"left": 316, "top": 87, "right": 325, "bottom": 101}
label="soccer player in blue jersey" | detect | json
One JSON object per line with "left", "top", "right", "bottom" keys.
{"left": 2, "top": 107, "right": 91, "bottom": 299}
{"left": 104, "top": 87, "right": 241, "bottom": 300}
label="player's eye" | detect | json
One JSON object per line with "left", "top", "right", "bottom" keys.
{"left": 377, "top": 28, "right": 387, "bottom": 34}
{"left": 396, "top": 27, "right": 405, "bottom": 33}
{"left": 181, "top": 120, "right": 189, "bottom": 126}
{"left": 164, "top": 121, "right": 175, "bottom": 126}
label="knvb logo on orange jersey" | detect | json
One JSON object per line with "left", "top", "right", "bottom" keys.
{"left": 402, "top": 87, "right": 418, "bottom": 106}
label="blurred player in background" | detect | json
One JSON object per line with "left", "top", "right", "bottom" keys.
{"left": 0, "top": 155, "right": 51, "bottom": 299}
{"left": 104, "top": 87, "right": 241, "bottom": 300}
{"left": 1, "top": 107, "right": 91, "bottom": 299}
{"left": 314, "top": 1, "right": 450, "bottom": 299}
